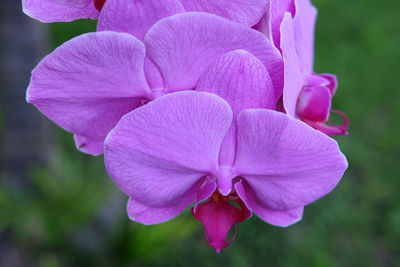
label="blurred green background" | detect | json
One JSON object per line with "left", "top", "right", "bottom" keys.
{"left": 1, "top": 0, "right": 400, "bottom": 266}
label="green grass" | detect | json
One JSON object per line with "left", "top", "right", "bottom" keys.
{"left": 2, "top": 0, "right": 400, "bottom": 265}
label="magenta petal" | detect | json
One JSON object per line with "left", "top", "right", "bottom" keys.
{"left": 145, "top": 12, "right": 283, "bottom": 97}
{"left": 305, "top": 110, "right": 349, "bottom": 136}
{"left": 293, "top": 0, "right": 317, "bottom": 72}
{"left": 194, "top": 179, "right": 217, "bottom": 213}
{"left": 144, "top": 57, "right": 164, "bottom": 91}
{"left": 252, "top": 13, "right": 269, "bottom": 36}
{"left": 235, "top": 180, "right": 303, "bottom": 227}
{"left": 234, "top": 109, "right": 348, "bottom": 210}
{"left": 104, "top": 91, "right": 232, "bottom": 209}
{"left": 269, "top": 0, "right": 295, "bottom": 48}
{"left": 23, "top": 0, "right": 99, "bottom": 22}
{"left": 305, "top": 73, "right": 329, "bottom": 88}
{"left": 180, "top": 0, "right": 267, "bottom": 27}
{"left": 27, "top": 32, "right": 150, "bottom": 155}
{"left": 280, "top": 13, "right": 305, "bottom": 117}
{"left": 192, "top": 196, "right": 251, "bottom": 253}
{"left": 98, "top": 0, "right": 184, "bottom": 40}
{"left": 196, "top": 50, "right": 275, "bottom": 167}
{"left": 74, "top": 134, "right": 104, "bottom": 156}
{"left": 305, "top": 121, "right": 348, "bottom": 136}
{"left": 127, "top": 178, "right": 206, "bottom": 225}
{"left": 319, "top": 73, "right": 338, "bottom": 95}
{"left": 296, "top": 85, "right": 332, "bottom": 122}
{"left": 196, "top": 50, "right": 276, "bottom": 116}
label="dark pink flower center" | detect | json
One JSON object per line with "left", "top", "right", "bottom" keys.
{"left": 296, "top": 74, "right": 348, "bottom": 136}
{"left": 192, "top": 190, "right": 251, "bottom": 253}
{"left": 93, "top": 0, "right": 106, "bottom": 11}
{"left": 296, "top": 85, "right": 331, "bottom": 122}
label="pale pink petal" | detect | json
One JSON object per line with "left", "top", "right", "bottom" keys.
{"left": 179, "top": 0, "right": 267, "bottom": 26}
{"left": 293, "top": 0, "right": 317, "bottom": 72}
{"left": 196, "top": 50, "right": 275, "bottom": 173}
{"left": 235, "top": 180, "right": 303, "bottom": 227}
{"left": 234, "top": 109, "right": 348, "bottom": 210}
{"left": 127, "top": 178, "right": 205, "bottom": 225}
{"left": 104, "top": 91, "right": 233, "bottom": 212}
{"left": 98, "top": 0, "right": 184, "bottom": 40}
{"left": 281, "top": 13, "right": 305, "bottom": 117}
{"left": 23, "top": 0, "right": 99, "bottom": 22}
{"left": 27, "top": 32, "right": 151, "bottom": 155}
{"left": 145, "top": 13, "right": 283, "bottom": 97}
{"left": 296, "top": 85, "right": 331, "bottom": 122}
{"left": 74, "top": 134, "right": 104, "bottom": 156}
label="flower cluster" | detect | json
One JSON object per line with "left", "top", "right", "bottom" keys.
{"left": 24, "top": 0, "right": 348, "bottom": 252}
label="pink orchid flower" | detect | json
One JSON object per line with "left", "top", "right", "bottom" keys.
{"left": 22, "top": 0, "right": 268, "bottom": 29}
{"left": 255, "top": 0, "right": 348, "bottom": 135}
{"left": 104, "top": 50, "right": 348, "bottom": 252}
{"left": 27, "top": 13, "right": 283, "bottom": 155}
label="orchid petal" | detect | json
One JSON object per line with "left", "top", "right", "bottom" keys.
{"left": 127, "top": 179, "right": 205, "bottom": 225}
{"left": 293, "top": 0, "right": 317, "bottom": 72}
{"left": 179, "top": 0, "right": 267, "bottom": 27}
{"left": 252, "top": 13, "right": 269, "bottom": 36}
{"left": 234, "top": 109, "right": 348, "bottom": 210}
{"left": 281, "top": 13, "right": 305, "bottom": 117}
{"left": 22, "top": 0, "right": 99, "bottom": 22}
{"left": 235, "top": 180, "right": 303, "bottom": 227}
{"left": 305, "top": 73, "right": 328, "bottom": 87}
{"left": 144, "top": 57, "right": 164, "bottom": 91}
{"left": 196, "top": 50, "right": 275, "bottom": 169}
{"left": 27, "top": 32, "right": 151, "bottom": 155}
{"left": 55, "top": 0, "right": 89, "bottom": 8}
{"left": 193, "top": 179, "right": 217, "bottom": 213}
{"left": 197, "top": 50, "right": 276, "bottom": 119}
{"left": 104, "top": 91, "right": 233, "bottom": 212}
{"left": 269, "top": 0, "right": 294, "bottom": 48}
{"left": 74, "top": 134, "right": 104, "bottom": 156}
{"left": 145, "top": 12, "right": 283, "bottom": 97}
{"left": 320, "top": 73, "right": 338, "bottom": 95}
{"left": 98, "top": 0, "right": 184, "bottom": 40}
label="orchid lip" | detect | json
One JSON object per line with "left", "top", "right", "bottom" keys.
{"left": 192, "top": 188, "right": 252, "bottom": 253}
{"left": 304, "top": 109, "right": 349, "bottom": 136}
{"left": 296, "top": 85, "right": 332, "bottom": 122}
{"left": 93, "top": 0, "right": 106, "bottom": 11}
{"left": 294, "top": 82, "right": 348, "bottom": 136}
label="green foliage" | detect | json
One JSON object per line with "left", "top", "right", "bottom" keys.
{"left": 0, "top": 129, "right": 199, "bottom": 266}
{"left": 49, "top": 20, "right": 97, "bottom": 48}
